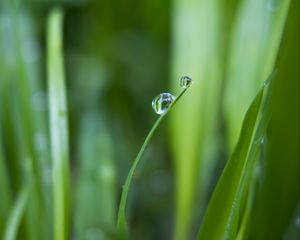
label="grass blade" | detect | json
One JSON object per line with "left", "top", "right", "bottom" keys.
{"left": 74, "top": 116, "right": 116, "bottom": 239}
{"left": 224, "top": 0, "right": 291, "bottom": 150}
{"left": 47, "top": 8, "right": 70, "bottom": 240}
{"left": 196, "top": 76, "right": 273, "bottom": 239}
{"left": 1, "top": 2, "right": 47, "bottom": 239}
{"left": 4, "top": 185, "right": 31, "bottom": 240}
{"left": 0, "top": 129, "right": 12, "bottom": 235}
{"left": 170, "top": 1, "right": 222, "bottom": 239}
{"left": 246, "top": 2, "right": 299, "bottom": 238}
{"left": 117, "top": 87, "right": 189, "bottom": 239}
{"left": 0, "top": 78, "right": 12, "bottom": 234}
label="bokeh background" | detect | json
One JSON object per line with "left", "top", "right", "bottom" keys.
{"left": 0, "top": 0, "right": 299, "bottom": 239}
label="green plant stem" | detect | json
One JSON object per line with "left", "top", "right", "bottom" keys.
{"left": 116, "top": 87, "right": 188, "bottom": 238}
{"left": 4, "top": 185, "right": 31, "bottom": 240}
{"left": 47, "top": 8, "right": 70, "bottom": 240}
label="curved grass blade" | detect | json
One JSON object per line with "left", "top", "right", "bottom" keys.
{"left": 116, "top": 88, "right": 189, "bottom": 239}
{"left": 47, "top": 8, "right": 70, "bottom": 240}
{"left": 196, "top": 73, "right": 274, "bottom": 240}
{"left": 4, "top": 185, "right": 31, "bottom": 240}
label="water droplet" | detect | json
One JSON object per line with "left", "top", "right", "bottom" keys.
{"left": 263, "top": 79, "right": 270, "bottom": 87}
{"left": 180, "top": 76, "right": 192, "bottom": 89}
{"left": 152, "top": 93, "right": 175, "bottom": 115}
{"left": 255, "top": 136, "right": 266, "bottom": 145}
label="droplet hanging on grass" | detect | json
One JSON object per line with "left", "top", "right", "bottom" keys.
{"left": 180, "top": 75, "right": 192, "bottom": 89}
{"left": 152, "top": 93, "right": 175, "bottom": 115}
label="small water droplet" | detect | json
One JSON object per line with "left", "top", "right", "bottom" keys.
{"left": 263, "top": 80, "right": 269, "bottom": 87}
{"left": 180, "top": 76, "right": 192, "bottom": 89}
{"left": 255, "top": 136, "right": 267, "bottom": 145}
{"left": 152, "top": 93, "right": 175, "bottom": 115}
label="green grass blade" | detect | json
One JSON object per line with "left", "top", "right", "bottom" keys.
{"left": 196, "top": 77, "right": 272, "bottom": 239}
{"left": 0, "top": 79, "right": 12, "bottom": 234}
{"left": 246, "top": 2, "right": 299, "bottom": 238}
{"left": 0, "top": 128, "right": 12, "bottom": 235}
{"left": 4, "top": 185, "right": 31, "bottom": 240}
{"left": 117, "top": 87, "right": 189, "bottom": 239}
{"left": 116, "top": 114, "right": 164, "bottom": 238}
{"left": 47, "top": 8, "right": 70, "bottom": 240}
{"left": 74, "top": 116, "right": 116, "bottom": 239}
{"left": 1, "top": 2, "right": 47, "bottom": 239}
{"left": 224, "top": 0, "right": 291, "bottom": 151}
{"left": 170, "top": 1, "right": 222, "bottom": 239}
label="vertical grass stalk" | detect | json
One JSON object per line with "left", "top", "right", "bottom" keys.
{"left": 170, "top": 1, "right": 222, "bottom": 239}
{"left": 47, "top": 8, "right": 70, "bottom": 240}
{"left": 4, "top": 185, "right": 31, "bottom": 240}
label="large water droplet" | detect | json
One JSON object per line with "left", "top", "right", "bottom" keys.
{"left": 180, "top": 76, "right": 192, "bottom": 89}
{"left": 152, "top": 93, "right": 175, "bottom": 115}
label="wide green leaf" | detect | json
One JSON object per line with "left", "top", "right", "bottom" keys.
{"left": 245, "top": 1, "right": 299, "bottom": 238}
{"left": 170, "top": 1, "right": 222, "bottom": 239}
{"left": 196, "top": 76, "right": 273, "bottom": 239}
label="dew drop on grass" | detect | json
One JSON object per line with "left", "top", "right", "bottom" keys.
{"left": 180, "top": 75, "right": 192, "bottom": 89}
{"left": 263, "top": 80, "right": 269, "bottom": 87}
{"left": 255, "top": 136, "right": 266, "bottom": 145}
{"left": 152, "top": 93, "right": 175, "bottom": 115}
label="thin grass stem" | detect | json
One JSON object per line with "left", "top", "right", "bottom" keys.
{"left": 116, "top": 87, "right": 189, "bottom": 238}
{"left": 4, "top": 185, "right": 31, "bottom": 240}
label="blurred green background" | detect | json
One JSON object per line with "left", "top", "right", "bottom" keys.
{"left": 0, "top": 0, "right": 299, "bottom": 239}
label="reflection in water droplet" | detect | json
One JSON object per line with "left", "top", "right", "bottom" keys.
{"left": 152, "top": 93, "right": 175, "bottom": 115}
{"left": 180, "top": 75, "right": 192, "bottom": 89}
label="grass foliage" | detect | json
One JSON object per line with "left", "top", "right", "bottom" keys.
{"left": 0, "top": 0, "right": 299, "bottom": 240}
